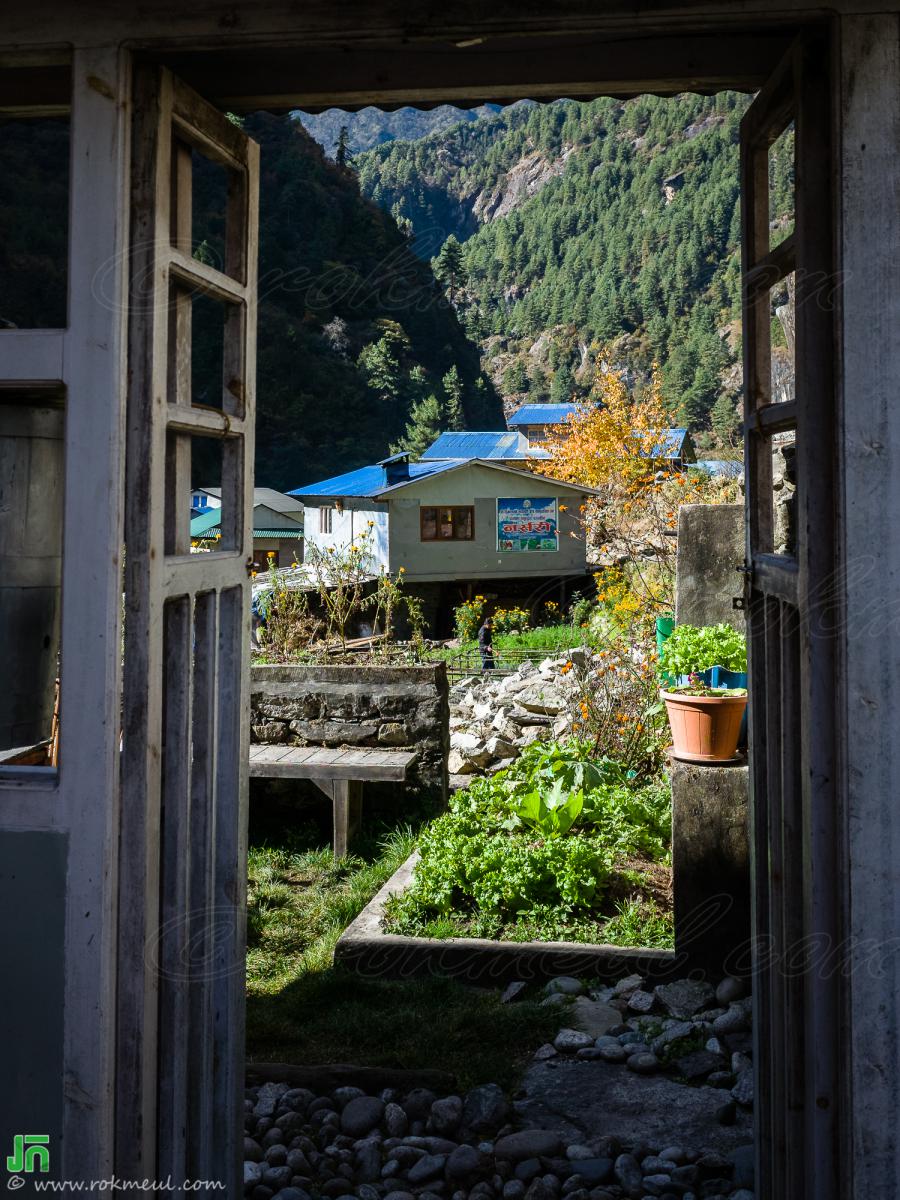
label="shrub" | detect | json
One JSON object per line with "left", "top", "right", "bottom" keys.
{"left": 454, "top": 596, "right": 485, "bottom": 642}
{"left": 492, "top": 606, "right": 530, "bottom": 635}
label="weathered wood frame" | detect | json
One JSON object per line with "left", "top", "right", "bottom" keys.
{"left": 117, "top": 64, "right": 258, "bottom": 1186}
{"left": 740, "top": 31, "right": 841, "bottom": 1200}
{"left": 4, "top": 8, "right": 900, "bottom": 1195}
{"left": 0, "top": 47, "right": 131, "bottom": 1184}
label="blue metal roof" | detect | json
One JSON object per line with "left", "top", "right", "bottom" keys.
{"left": 507, "top": 403, "right": 580, "bottom": 426}
{"left": 421, "top": 431, "right": 533, "bottom": 460}
{"left": 641, "top": 428, "right": 691, "bottom": 457}
{"left": 288, "top": 458, "right": 457, "bottom": 499}
{"left": 692, "top": 458, "right": 744, "bottom": 478}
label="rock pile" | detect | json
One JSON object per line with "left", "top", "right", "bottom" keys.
{"left": 447, "top": 651, "right": 592, "bottom": 776}
{"left": 243, "top": 973, "right": 755, "bottom": 1200}
{"left": 527, "top": 974, "right": 754, "bottom": 1125}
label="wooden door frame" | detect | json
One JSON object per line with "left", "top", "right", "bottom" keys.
{"left": 0, "top": 13, "right": 864, "bottom": 1192}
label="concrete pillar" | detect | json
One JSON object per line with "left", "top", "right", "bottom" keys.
{"left": 674, "top": 503, "right": 745, "bottom": 631}
{"left": 670, "top": 758, "right": 751, "bottom": 974}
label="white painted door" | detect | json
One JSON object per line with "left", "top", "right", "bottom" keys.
{"left": 118, "top": 64, "right": 258, "bottom": 1190}
{"left": 740, "top": 32, "right": 839, "bottom": 1200}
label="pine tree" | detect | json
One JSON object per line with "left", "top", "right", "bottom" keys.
{"left": 335, "top": 125, "right": 353, "bottom": 169}
{"left": 441, "top": 365, "right": 466, "bottom": 430}
{"left": 550, "top": 362, "right": 576, "bottom": 404}
{"left": 433, "top": 235, "right": 468, "bottom": 304}
{"left": 391, "top": 394, "right": 444, "bottom": 459}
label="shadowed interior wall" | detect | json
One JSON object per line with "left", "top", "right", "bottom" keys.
{"left": 0, "top": 831, "right": 66, "bottom": 1179}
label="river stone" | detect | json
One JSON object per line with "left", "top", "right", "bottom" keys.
{"left": 383, "top": 1192, "right": 416, "bottom": 1200}
{"left": 555, "top": 1028, "right": 595, "bottom": 1053}
{"left": 626, "top": 1053, "right": 660, "bottom": 1075}
{"left": 715, "top": 977, "right": 746, "bottom": 1006}
{"left": 463, "top": 1084, "right": 511, "bottom": 1133}
{"left": 627, "top": 990, "right": 656, "bottom": 1015}
{"left": 613, "top": 1153, "right": 643, "bottom": 1198}
{"left": 495, "top": 1131, "right": 563, "bottom": 1162}
{"left": 333, "top": 1086, "right": 366, "bottom": 1109}
{"left": 544, "top": 976, "right": 584, "bottom": 996}
{"left": 341, "top": 1097, "right": 385, "bottom": 1138}
{"left": 504, "top": 1182, "right": 527, "bottom": 1200}
{"left": 650, "top": 1022, "right": 695, "bottom": 1055}
{"left": 674, "top": 1051, "right": 727, "bottom": 1081}
{"left": 446, "top": 1144, "right": 483, "bottom": 1180}
{"left": 355, "top": 1139, "right": 382, "bottom": 1182}
{"left": 404, "top": 1089, "right": 437, "bottom": 1121}
{"left": 654, "top": 981, "right": 716, "bottom": 1020}
{"left": 534, "top": 1044, "right": 558, "bottom": 1061}
{"left": 514, "top": 1159, "right": 542, "bottom": 1183}
{"left": 502, "top": 981, "right": 528, "bottom": 1004}
{"left": 254, "top": 1082, "right": 287, "bottom": 1118}
{"left": 597, "top": 1043, "right": 628, "bottom": 1064}
{"left": 407, "top": 1154, "right": 446, "bottom": 1184}
{"left": 385, "top": 1103, "right": 409, "bottom": 1137}
{"left": 430, "top": 1096, "right": 463, "bottom": 1135}
{"left": 731, "top": 1068, "right": 754, "bottom": 1107}
{"left": 262, "top": 1165, "right": 294, "bottom": 1188}
{"left": 571, "top": 1159, "right": 614, "bottom": 1185}
{"left": 712, "top": 1006, "right": 750, "bottom": 1035}
{"left": 570, "top": 998, "right": 622, "bottom": 1038}
{"left": 244, "top": 1162, "right": 264, "bottom": 1186}
{"left": 277, "top": 1190, "right": 311, "bottom": 1200}
{"left": 566, "top": 1146, "right": 594, "bottom": 1161}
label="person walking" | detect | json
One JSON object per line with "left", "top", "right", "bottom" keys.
{"left": 478, "top": 615, "right": 495, "bottom": 673}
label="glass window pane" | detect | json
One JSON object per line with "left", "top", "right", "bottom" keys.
{"left": 0, "top": 116, "right": 70, "bottom": 329}
{"left": 770, "top": 272, "right": 795, "bottom": 405}
{"left": 421, "top": 507, "right": 436, "bottom": 540}
{"left": 0, "top": 388, "right": 65, "bottom": 764}
{"left": 768, "top": 120, "right": 795, "bottom": 250}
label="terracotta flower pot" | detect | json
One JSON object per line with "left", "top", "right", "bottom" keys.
{"left": 660, "top": 689, "right": 748, "bottom": 763}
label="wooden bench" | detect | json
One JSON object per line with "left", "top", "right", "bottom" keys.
{"left": 248, "top": 744, "right": 418, "bottom": 857}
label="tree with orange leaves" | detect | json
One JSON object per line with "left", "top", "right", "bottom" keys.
{"left": 535, "top": 362, "right": 736, "bottom": 622}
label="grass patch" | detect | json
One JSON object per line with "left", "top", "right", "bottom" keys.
{"left": 245, "top": 812, "right": 560, "bottom": 1088}
{"left": 427, "top": 623, "right": 597, "bottom": 667}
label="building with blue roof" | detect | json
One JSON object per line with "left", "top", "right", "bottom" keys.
{"left": 507, "top": 403, "right": 580, "bottom": 446}
{"left": 507, "top": 402, "right": 696, "bottom": 466}
{"left": 421, "top": 430, "right": 549, "bottom": 461}
{"left": 288, "top": 442, "right": 598, "bottom": 620}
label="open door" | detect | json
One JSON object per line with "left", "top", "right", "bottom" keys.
{"left": 740, "top": 31, "right": 840, "bottom": 1200}
{"left": 118, "top": 65, "right": 258, "bottom": 1190}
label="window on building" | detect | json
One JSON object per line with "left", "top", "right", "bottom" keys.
{"left": 420, "top": 505, "right": 475, "bottom": 541}
{"left": 319, "top": 506, "right": 333, "bottom": 534}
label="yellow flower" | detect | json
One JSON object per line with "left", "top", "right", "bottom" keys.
{"left": 267, "top": 551, "right": 275, "bottom": 558}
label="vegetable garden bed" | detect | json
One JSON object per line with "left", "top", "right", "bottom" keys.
{"left": 335, "top": 741, "right": 679, "bottom": 982}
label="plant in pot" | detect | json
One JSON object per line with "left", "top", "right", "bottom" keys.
{"left": 658, "top": 623, "right": 748, "bottom": 763}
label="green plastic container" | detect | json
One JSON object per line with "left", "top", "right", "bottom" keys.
{"left": 656, "top": 616, "right": 675, "bottom": 686}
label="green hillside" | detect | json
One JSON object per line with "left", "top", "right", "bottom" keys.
{"left": 356, "top": 94, "right": 795, "bottom": 436}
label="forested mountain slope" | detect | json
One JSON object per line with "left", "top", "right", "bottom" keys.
{"left": 200, "top": 114, "right": 502, "bottom": 488}
{"left": 355, "top": 94, "right": 794, "bottom": 438}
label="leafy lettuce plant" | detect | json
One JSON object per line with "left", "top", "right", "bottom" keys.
{"left": 659, "top": 622, "right": 747, "bottom": 676}
{"left": 510, "top": 779, "right": 585, "bottom": 837}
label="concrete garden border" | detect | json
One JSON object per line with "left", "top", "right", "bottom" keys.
{"left": 334, "top": 851, "right": 682, "bottom": 984}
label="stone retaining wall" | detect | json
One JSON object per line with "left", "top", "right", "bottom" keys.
{"left": 250, "top": 663, "right": 449, "bottom": 799}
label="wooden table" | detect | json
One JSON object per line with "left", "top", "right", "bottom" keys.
{"left": 248, "top": 744, "right": 418, "bottom": 856}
